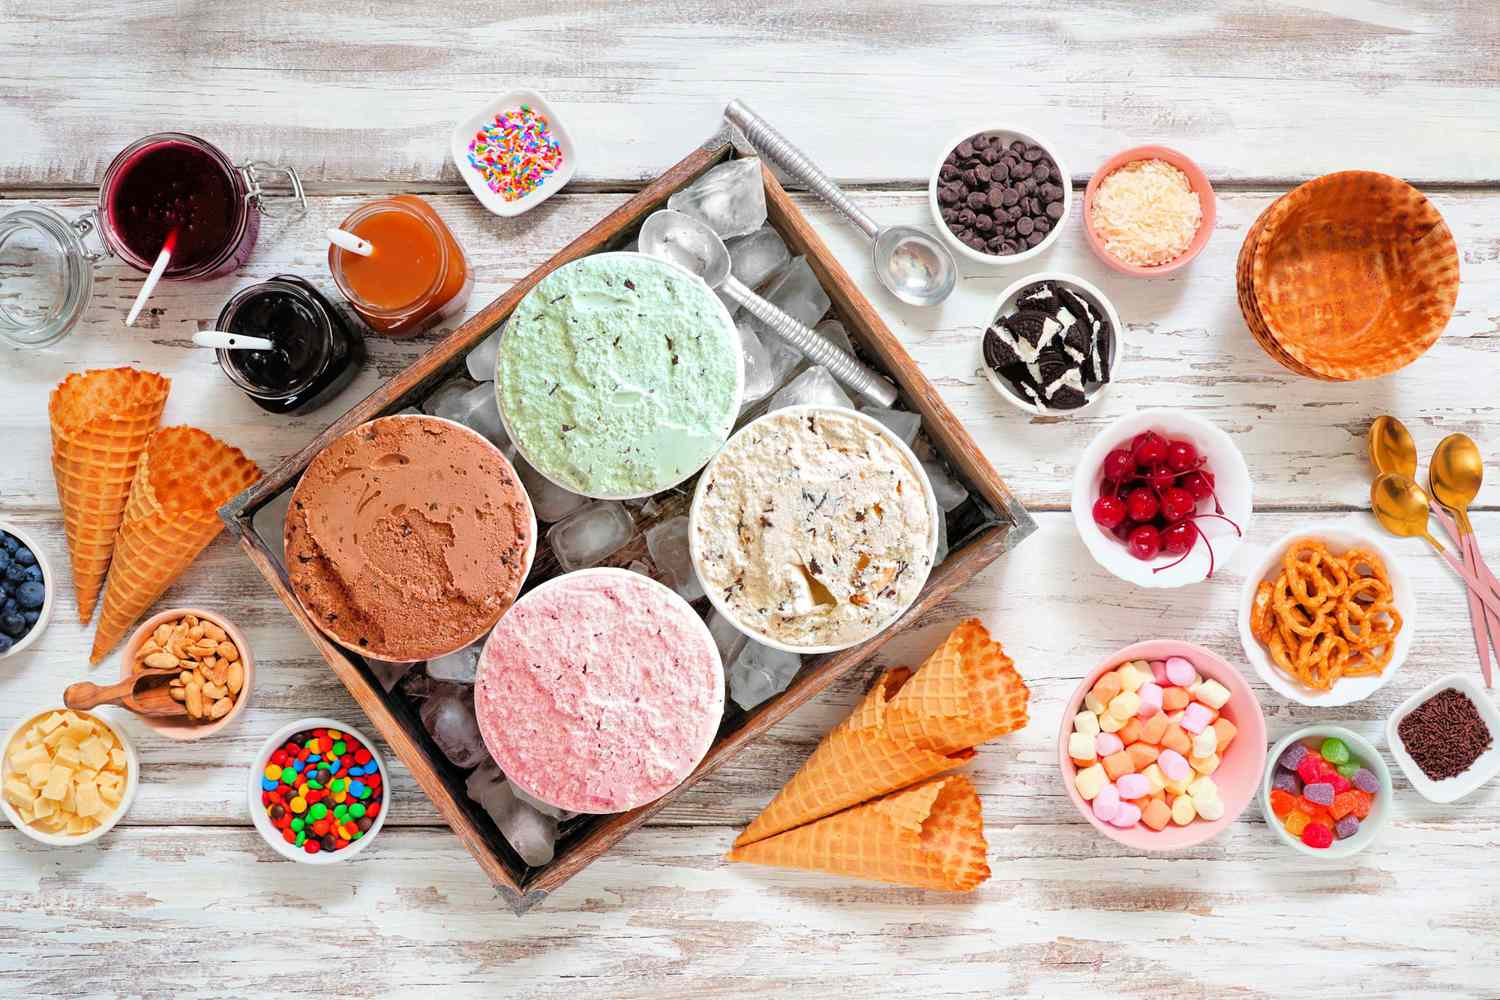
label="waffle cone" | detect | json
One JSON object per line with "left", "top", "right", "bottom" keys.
{"left": 883, "top": 619, "right": 1030, "bottom": 754}
{"left": 49, "top": 369, "right": 171, "bottom": 622}
{"left": 90, "top": 427, "right": 261, "bottom": 663}
{"left": 1249, "top": 171, "right": 1459, "bottom": 381}
{"left": 728, "top": 775, "right": 990, "bottom": 892}
{"left": 735, "top": 668, "right": 974, "bottom": 847}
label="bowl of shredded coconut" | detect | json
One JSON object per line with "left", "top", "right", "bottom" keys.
{"left": 1084, "top": 146, "right": 1214, "bottom": 275}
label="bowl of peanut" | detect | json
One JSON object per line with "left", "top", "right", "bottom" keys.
{"left": 120, "top": 609, "right": 253, "bottom": 740}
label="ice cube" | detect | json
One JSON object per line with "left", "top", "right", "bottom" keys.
{"left": 625, "top": 559, "right": 654, "bottom": 578}
{"left": 509, "top": 778, "right": 575, "bottom": 821}
{"left": 922, "top": 460, "right": 970, "bottom": 512}
{"left": 737, "top": 320, "right": 775, "bottom": 404}
{"left": 466, "top": 762, "right": 560, "bottom": 867}
{"left": 547, "top": 501, "right": 634, "bottom": 571}
{"left": 726, "top": 225, "right": 790, "bottom": 291}
{"left": 666, "top": 157, "right": 767, "bottom": 239}
{"left": 366, "top": 657, "right": 417, "bottom": 692}
{"left": 933, "top": 512, "right": 950, "bottom": 566}
{"left": 759, "top": 256, "right": 830, "bottom": 329}
{"left": 645, "top": 516, "right": 704, "bottom": 601}
{"left": 251, "top": 489, "right": 293, "bottom": 569}
{"left": 768, "top": 365, "right": 853, "bottom": 412}
{"left": 516, "top": 457, "right": 589, "bottom": 523}
{"left": 815, "top": 319, "right": 854, "bottom": 357}
{"left": 452, "top": 383, "right": 513, "bottom": 455}
{"left": 861, "top": 406, "right": 921, "bottom": 446}
{"left": 419, "top": 689, "right": 489, "bottom": 770}
{"left": 707, "top": 609, "right": 749, "bottom": 669}
{"left": 423, "top": 378, "right": 478, "bottom": 420}
{"left": 464, "top": 322, "right": 505, "bottom": 382}
{"left": 427, "top": 639, "right": 482, "bottom": 684}
{"left": 728, "top": 640, "right": 802, "bottom": 711}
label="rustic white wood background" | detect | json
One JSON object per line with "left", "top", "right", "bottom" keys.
{"left": 3, "top": 2, "right": 1500, "bottom": 997}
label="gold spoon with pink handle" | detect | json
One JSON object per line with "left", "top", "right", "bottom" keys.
{"left": 1372, "top": 473, "right": 1500, "bottom": 621}
{"left": 1431, "top": 434, "right": 1499, "bottom": 687}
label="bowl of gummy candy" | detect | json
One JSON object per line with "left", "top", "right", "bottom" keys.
{"left": 0, "top": 523, "right": 53, "bottom": 661}
{"left": 249, "top": 718, "right": 389, "bottom": 864}
{"left": 1071, "top": 408, "right": 1253, "bottom": 589}
{"left": 1262, "top": 725, "right": 1391, "bottom": 858}
{"left": 1059, "top": 640, "right": 1266, "bottom": 850}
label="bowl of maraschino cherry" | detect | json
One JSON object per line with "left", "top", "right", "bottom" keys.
{"left": 1071, "top": 409, "right": 1253, "bottom": 588}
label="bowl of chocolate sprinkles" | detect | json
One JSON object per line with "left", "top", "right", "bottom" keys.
{"left": 979, "top": 272, "right": 1121, "bottom": 416}
{"left": 1387, "top": 673, "right": 1500, "bottom": 804}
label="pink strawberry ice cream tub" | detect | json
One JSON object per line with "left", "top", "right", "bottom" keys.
{"left": 474, "top": 568, "right": 725, "bottom": 814}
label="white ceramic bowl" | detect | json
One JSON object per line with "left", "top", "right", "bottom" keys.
{"left": 450, "top": 88, "right": 577, "bottom": 218}
{"left": 0, "top": 707, "right": 139, "bottom": 847}
{"left": 979, "top": 271, "right": 1123, "bottom": 417}
{"left": 689, "top": 404, "right": 940, "bottom": 655}
{"left": 0, "top": 522, "right": 54, "bottom": 661}
{"left": 496, "top": 252, "right": 745, "bottom": 501}
{"left": 1262, "top": 725, "right": 1393, "bottom": 859}
{"left": 1238, "top": 522, "right": 1415, "bottom": 707}
{"left": 248, "top": 717, "right": 390, "bottom": 864}
{"left": 928, "top": 125, "right": 1071, "bottom": 267}
{"left": 1386, "top": 673, "right": 1500, "bottom": 803}
{"left": 1071, "top": 408, "right": 1253, "bottom": 588}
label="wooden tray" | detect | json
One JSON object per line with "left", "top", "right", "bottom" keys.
{"left": 222, "top": 129, "right": 1035, "bottom": 913}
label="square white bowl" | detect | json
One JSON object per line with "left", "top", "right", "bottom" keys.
{"left": 450, "top": 89, "right": 576, "bottom": 217}
{"left": 1237, "top": 520, "right": 1416, "bottom": 707}
{"left": 1262, "top": 725, "right": 1393, "bottom": 859}
{"left": 1386, "top": 673, "right": 1500, "bottom": 803}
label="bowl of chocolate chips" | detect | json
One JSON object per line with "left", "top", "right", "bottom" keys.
{"left": 929, "top": 127, "right": 1071, "bottom": 266}
{"left": 980, "top": 273, "right": 1120, "bottom": 415}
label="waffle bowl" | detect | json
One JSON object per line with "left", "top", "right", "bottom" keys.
{"left": 1237, "top": 172, "right": 1459, "bottom": 381}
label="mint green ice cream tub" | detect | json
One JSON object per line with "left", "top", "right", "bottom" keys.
{"left": 496, "top": 252, "right": 743, "bottom": 500}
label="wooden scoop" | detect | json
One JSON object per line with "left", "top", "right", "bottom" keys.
{"left": 64, "top": 668, "right": 192, "bottom": 720}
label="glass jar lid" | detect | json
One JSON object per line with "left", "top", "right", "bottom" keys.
{"left": 0, "top": 207, "right": 99, "bottom": 349}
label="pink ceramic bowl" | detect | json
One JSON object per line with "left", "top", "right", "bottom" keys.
{"left": 1083, "top": 145, "right": 1216, "bottom": 276}
{"left": 1058, "top": 639, "right": 1266, "bottom": 850}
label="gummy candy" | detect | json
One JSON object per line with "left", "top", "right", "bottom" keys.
{"left": 1334, "top": 815, "right": 1360, "bottom": 840}
{"left": 1271, "top": 770, "right": 1302, "bottom": 796}
{"left": 1296, "top": 754, "right": 1325, "bottom": 785}
{"left": 1301, "top": 822, "right": 1334, "bottom": 849}
{"left": 1269, "top": 789, "right": 1297, "bottom": 817}
{"left": 1319, "top": 737, "right": 1350, "bottom": 766}
{"left": 1330, "top": 790, "right": 1359, "bottom": 820}
{"left": 1303, "top": 781, "right": 1334, "bottom": 806}
{"left": 1350, "top": 789, "right": 1374, "bottom": 819}
{"left": 1336, "top": 761, "right": 1360, "bottom": 779}
{"left": 1278, "top": 743, "right": 1309, "bottom": 772}
{"left": 1352, "top": 768, "right": 1380, "bottom": 794}
{"left": 1330, "top": 774, "right": 1352, "bottom": 794}
{"left": 1283, "top": 810, "right": 1310, "bottom": 837}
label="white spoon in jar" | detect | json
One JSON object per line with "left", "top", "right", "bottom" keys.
{"left": 192, "top": 330, "right": 275, "bottom": 352}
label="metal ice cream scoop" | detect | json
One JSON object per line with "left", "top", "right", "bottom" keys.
{"left": 638, "top": 209, "right": 897, "bottom": 408}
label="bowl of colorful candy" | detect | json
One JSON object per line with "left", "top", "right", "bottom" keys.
{"left": 249, "top": 718, "right": 389, "bottom": 864}
{"left": 0, "top": 522, "right": 54, "bottom": 661}
{"left": 1071, "top": 408, "right": 1253, "bottom": 588}
{"left": 1059, "top": 640, "right": 1266, "bottom": 850}
{"left": 1262, "top": 725, "right": 1392, "bottom": 858}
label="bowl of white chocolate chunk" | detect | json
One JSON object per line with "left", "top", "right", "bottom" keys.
{"left": 2, "top": 707, "right": 139, "bottom": 846}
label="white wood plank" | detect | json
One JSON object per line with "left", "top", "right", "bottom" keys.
{"left": 2, "top": 1, "right": 1499, "bottom": 187}
{"left": 1, "top": 189, "right": 1497, "bottom": 513}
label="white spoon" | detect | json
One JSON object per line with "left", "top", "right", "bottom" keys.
{"left": 193, "top": 330, "right": 275, "bottom": 352}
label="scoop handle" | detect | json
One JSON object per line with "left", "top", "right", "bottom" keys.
{"left": 64, "top": 678, "right": 134, "bottom": 711}
{"left": 722, "top": 276, "right": 896, "bottom": 408}
{"left": 724, "top": 99, "right": 880, "bottom": 241}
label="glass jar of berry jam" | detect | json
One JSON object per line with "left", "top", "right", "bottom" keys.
{"left": 98, "top": 132, "right": 305, "bottom": 280}
{"left": 328, "top": 195, "right": 472, "bottom": 337}
{"left": 214, "top": 276, "right": 366, "bottom": 414}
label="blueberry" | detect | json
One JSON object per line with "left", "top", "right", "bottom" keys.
{"left": 13, "top": 547, "right": 34, "bottom": 567}
{"left": 0, "top": 533, "right": 16, "bottom": 553}
{"left": 21, "top": 610, "right": 38, "bottom": 627}
{"left": 0, "top": 598, "right": 15, "bottom": 616}
{"left": 3, "top": 563, "right": 25, "bottom": 585}
{"left": 16, "top": 581, "right": 43, "bottom": 610}
{"left": 0, "top": 634, "right": 12, "bottom": 655}
{"left": 0, "top": 612, "right": 23, "bottom": 637}
{"left": 23, "top": 565, "right": 41, "bottom": 582}
{"left": 0, "top": 549, "right": 10, "bottom": 573}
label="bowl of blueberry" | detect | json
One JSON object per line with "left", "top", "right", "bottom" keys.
{"left": 980, "top": 273, "right": 1119, "bottom": 415}
{"left": 0, "top": 523, "right": 51, "bottom": 659}
{"left": 1071, "top": 408, "right": 1253, "bottom": 588}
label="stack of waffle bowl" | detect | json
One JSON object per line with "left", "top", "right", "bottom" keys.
{"left": 1235, "top": 171, "right": 1459, "bottom": 381}
{"left": 728, "top": 619, "right": 1029, "bottom": 892}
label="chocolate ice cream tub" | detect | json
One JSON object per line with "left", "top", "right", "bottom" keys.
{"left": 222, "top": 131, "right": 1034, "bottom": 913}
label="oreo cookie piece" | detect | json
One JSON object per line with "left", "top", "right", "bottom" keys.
{"left": 982, "top": 277, "right": 1115, "bottom": 413}
{"left": 1000, "top": 309, "right": 1056, "bottom": 351}
{"left": 982, "top": 325, "right": 1022, "bottom": 370}
{"left": 1035, "top": 346, "right": 1072, "bottom": 390}
{"left": 1049, "top": 385, "right": 1089, "bottom": 410}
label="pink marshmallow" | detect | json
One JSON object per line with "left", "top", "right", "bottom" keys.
{"left": 1116, "top": 773, "right": 1150, "bottom": 800}
{"left": 1136, "top": 682, "right": 1163, "bottom": 718}
{"left": 1150, "top": 659, "right": 1168, "bottom": 684}
{"left": 1165, "top": 656, "right": 1197, "bottom": 687}
{"left": 1180, "top": 702, "right": 1215, "bottom": 734}
{"left": 1092, "top": 783, "right": 1120, "bottom": 822}
{"left": 1108, "top": 802, "right": 1142, "bottom": 828}
{"left": 1095, "top": 732, "right": 1124, "bottom": 756}
{"left": 1158, "top": 748, "right": 1191, "bottom": 782}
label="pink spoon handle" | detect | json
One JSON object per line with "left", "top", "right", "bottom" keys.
{"left": 1432, "top": 507, "right": 1493, "bottom": 687}
{"left": 1468, "top": 530, "right": 1500, "bottom": 688}
{"left": 1436, "top": 545, "right": 1500, "bottom": 620}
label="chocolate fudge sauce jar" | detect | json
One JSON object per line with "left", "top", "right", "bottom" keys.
{"left": 215, "top": 276, "right": 365, "bottom": 414}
